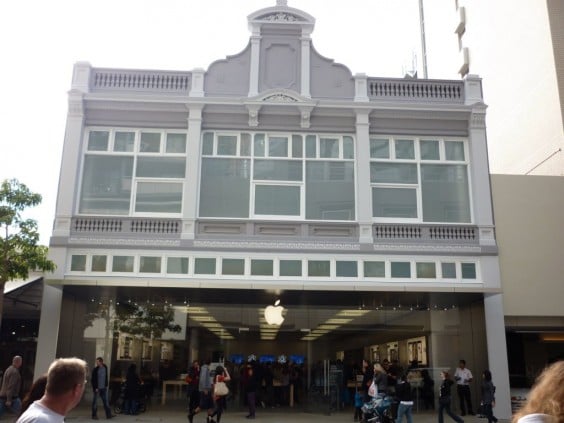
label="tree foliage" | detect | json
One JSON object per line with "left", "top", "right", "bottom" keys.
{"left": 113, "top": 302, "right": 182, "bottom": 339}
{"left": 0, "top": 178, "right": 56, "bottom": 328}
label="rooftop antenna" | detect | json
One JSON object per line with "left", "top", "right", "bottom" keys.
{"left": 419, "top": 0, "right": 429, "bottom": 78}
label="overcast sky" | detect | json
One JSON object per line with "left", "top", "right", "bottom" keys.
{"left": 0, "top": 0, "right": 458, "bottom": 245}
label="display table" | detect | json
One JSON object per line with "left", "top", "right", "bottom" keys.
{"left": 161, "top": 379, "right": 188, "bottom": 405}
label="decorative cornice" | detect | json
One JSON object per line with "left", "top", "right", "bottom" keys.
{"left": 194, "top": 240, "right": 360, "bottom": 250}
{"left": 263, "top": 93, "right": 298, "bottom": 102}
{"left": 69, "top": 237, "right": 181, "bottom": 247}
{"left": 258, "top": 12, "right": 303, "bottom": 22}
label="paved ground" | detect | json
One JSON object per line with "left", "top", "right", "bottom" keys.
{"left": 64, "top": 397, "right": 509, "bottom": 423}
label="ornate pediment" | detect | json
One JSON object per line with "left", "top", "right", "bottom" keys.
{"left": 244, "top": 89, "right": 317, "bottom": 128}
{"left": 256, "top": 12, "right": 304, "bottom": 22}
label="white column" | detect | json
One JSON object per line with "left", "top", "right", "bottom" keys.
{"left": 52, "top": 64, "right": 90, "bottom": 238}
{"left": 34, "top": 284, "right": 63, "bottom": 376}
{"left": 189, "top": 68, "right": 205, "bottom": 97}
{"left": 300, "top": 30, "right": 312, "bottom": 98}
{"left": 484, "top": 294, "right": 511, "bottom": 420}
{"left": 355, "top": 109, "right": 373, "bottom": 244}
{"left": 354, "top": 73, "right": 369, "bottom": 102}
{"left": 181, "top": 105, "right": 203, "bottom": 240}
{"left": 248, "top": 27, "right": 261, "bottom": 97}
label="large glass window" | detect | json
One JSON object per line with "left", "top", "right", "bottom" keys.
{"left": 81, "top": 128, "right": 187, "bottom": 217}
{"left": 200, "top": 132, "right": 355, "bottom": 220}
{"left": 167, "top": 257, "right": 189, "bottom": 274}
{"left": 371, "top": 136, "right": 470, "bottom": 223}
{"left": 140, "top": 257, "right": 161, "bottom": 273}
{"left": 280, "top": 260, "right": 302, "bottom": 276}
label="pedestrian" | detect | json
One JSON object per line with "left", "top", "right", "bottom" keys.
{"left": 186, "top": 360, "right": 200, "bottom": 423}
{"left": 210, "top": 365, "right": 231, "bottom": 423}
{"left": 20, "top": 375, "right": 47, "bottom": 414}
{"left": 0, "top": 355, "right": 23, "bottom": 418}
{"left": 454, "top": 360, "right": 474, "bottom": 416}
{"left": 244, "top": 364, "right": 258, "bottom": 419}
{"left": 189, "top": 359, "right": 214, "bottom": 423}
{"left": 438, "top": 370, "right": 464, "bottom": 423}
{"left": 91, "top": 357, "right": 114, "bottom": 419}
{"left": 16, "top": 357, "right": 88, "bottom": 423}
{"left": 353, "top": 388, "right": 364, "bottom": 422}
{"left": 512, "top": 360, "right": 564, "bottom": 423}
{"left": 480, "top": 370, "right": 497, "bottom": 423}
{"left": 124, "top": 364, "right": 141, "bottom": 415}
{"left": 395, "top": 374, "right": 414, "bottom": 423}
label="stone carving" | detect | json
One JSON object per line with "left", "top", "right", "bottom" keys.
{"left": 261, "top": 12, "right": 301, "bottom": 22}
{"left": 263, "top": 93, "right": 298, "bottom": 102}
{"left": 246, "top": 105, "right": 261, "bottom": 127}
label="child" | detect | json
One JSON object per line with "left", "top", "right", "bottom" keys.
{"left": 354, "top": 388, "right": 364, "bottom": 421}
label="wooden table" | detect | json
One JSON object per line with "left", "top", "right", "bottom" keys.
{"left": 161, "top": 379, "right": 188, "bottom": 405}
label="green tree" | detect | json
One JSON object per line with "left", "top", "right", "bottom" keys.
{"left": 0, "top": 179, "right": 55, "bottom": 330}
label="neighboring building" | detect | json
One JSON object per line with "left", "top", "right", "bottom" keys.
{"left": 452, "top": 0, "right": 564, "bottom": 175}
{"left": 39, "top": 1, "right": 511, "bottom": 417}
{"left": 490, "top": 174, "right": 564, "bottom": 386}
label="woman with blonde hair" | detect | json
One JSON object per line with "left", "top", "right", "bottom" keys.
{"left": 373, "top": 363, "right": 388, "bottom": 395}
{"left": 512, "top": 361, "right": 564, "bottom": 423}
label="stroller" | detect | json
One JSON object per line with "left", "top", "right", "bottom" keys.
{"left": 113, "top": 382, "right": 149, "bottom": 414}
{"left": 361, "top": 395, "right": 394, "bottom": 423}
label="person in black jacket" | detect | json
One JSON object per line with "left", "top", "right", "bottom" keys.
{"left": 124, "top": 364, "right": 141, "bottom": 415}
{"left": 395, "top": 374, "right": 414, "bottom": 423}
{"left": 438, "top": 371, "right": 464, "bottom": 423}
{"left": 91, "top": 357, "right": 114, "bottom": 419}
{"left": 480, "top": 370, "right": 497, "bottom": 423}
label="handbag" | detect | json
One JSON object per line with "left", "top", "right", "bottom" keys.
{"left": 214, "top": 380, "right": 229, "bottom": 396}
{"left": 368, "top": 380, "right": 378, "bottom": 398}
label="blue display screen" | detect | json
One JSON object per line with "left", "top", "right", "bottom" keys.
{"left": 259, "top": 354, "right": 276, "bottom": 363}
{"left": 289, "top": 354, "right": 305, "bottom": 364}
{"left": 229, "top": 354, "right": 244, "bottom": 364}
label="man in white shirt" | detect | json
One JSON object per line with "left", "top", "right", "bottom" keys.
{"left": 454, "top": 359, "right": 474, "bottom": 416}
{"left": 16, "top": 357, "right": 88, "bottom": 423}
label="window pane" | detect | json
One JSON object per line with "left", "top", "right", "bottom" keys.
{"left": 343, "top": 136, "right": 354, "bottom": 159}
{"left": 140, "top": 132, "right": 161, "bottom": 152}
{"left": 202, "top": 132, "right": 214, "bottom": 155}
{"left": 292, "top": 135, "right": 303, "bottom": 158}
{"left": 71, "top": 255, "right": 86, "bottom": 271}
{"left": 195, "top": 258, "right": 216, "bottom": 274}
{"left": 167, "top": 257, "right": 189, "bottom": 274}
{"left": 441, "top": 262, "right": 456, "bottom": 278}
{"left": 268, "top": 136, "right": 288, "bottom": 157}
{"left": 135, "top": 182, "right": 182, "bottom": 213}
{"left": 254, "top": 160, "right": 302, "bottom": 181}
{"left": 114, "top": 131, "right": 135, "bottom": 152}
{"left": 421, "top": 164, "right": 470, "bottom": 222}
{"left": 336, "top": 261, "right": 358, "bottom": 277}
{"left": 251, "top": 260, "right": 273, "bottom": 276}
{"left": 320, "top": 138, "right": 339, "bottom": 158}
{"left": 222, "top": 259, "right": 245, "bottom": 275}
{"left": 372, "top": 187, "right": 417, "bottom": 218}
{"left": 308, "top": 260, "right": 330, "bottom": 277}
{"left": 241, "top": 133, "right": 251, "bottom": 156}
{"left": 370, "top": 163, "right": 418, "bottom": 183}
{"left": 199, "top": 158, "right": 250, "bottom": 218}
{"left": 88, "top": 131, "right": 109, "bottom": 151}
{"left": 254, "top": 133, "right": 265, "bottom": 157}
{"left": 91, "top": 255, "right": 107, "bottom": 272}
{"left": 416, "top": 262, "right": 436, "bottom": 278}
{"left": 306, "top": 161, "right": 355, "bottom": 220}
{"left": 420, "top": 140, "right": 440, "bottom": 160}
{"left": 255, "top": 185, "right": 300, "bottom": 216}
{"left": 364, "top": 261, "right": 385, "bottom": 277}
{"left": 395, "top": 139, "right": 415, "bottom": 159}
{"left": 391, "top": 262, "right": 411, "bottom": 278}
{"left": 140, "top": 257, "right": 161, "bottom": 273}
{"left": 79, "top": 156, "right": 133, "bottom": 215}
{"left": 370, "top": 138, "right": 389, "bottom": 159}
{"left": 305, "top": 135, "right": 316, "bottom": 158}
{"left": 217, "top": 135, "right": 238, "bottom": 155}
{"left": 461, "top": 263, "right": 476, "bottom": 279}
{"left": 280, "top": 260, "right": 301, "bottom": 276}
{"left": 445, "top": 141, "right": 465, "bottom": 161}
{"left": 166, "top": 133, "right": 187, "bottom": 153}
{"left": 112, "top": 256, "right": 134, "bottom": 272}
{"left": 136, "top": 157, "right": 186, "bottom": 178}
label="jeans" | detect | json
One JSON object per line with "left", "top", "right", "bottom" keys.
{"left": 92, "top": 388, "right": 112, "bottom": 417}
{"left": 483, "top": 403, "right": 498, "bottom": 423}
{"left": 396, "top": 402, "right": 413, "bottom": 423}
{"left": 0, "top": 397, "right": 22, "bottom": 418}
{"left": 439, "top": 398, "right": 464, "bottom": 423}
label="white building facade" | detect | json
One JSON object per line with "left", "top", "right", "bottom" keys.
{"left": 41, "top": 2, "right": 511, "bottom": 417}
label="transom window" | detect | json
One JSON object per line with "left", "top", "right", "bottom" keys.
{"left": 370, "top": 136, "right": 471, "bottom": 223}
{"left": 199, "top": 132, "right": 356, "bottom": 221}
{"left": 80, "top": 128, "right": 187, "bottom": 216}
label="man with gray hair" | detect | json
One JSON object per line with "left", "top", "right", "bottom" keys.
{"left": 16, "top": 357, "right": 88, "bottom": 423}
{"left": 0, "top": 355, "right": 23, "bottom": 418}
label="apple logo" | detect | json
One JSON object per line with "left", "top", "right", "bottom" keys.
{"left": 264, "top": 299, "right": 285, "bottom": 325}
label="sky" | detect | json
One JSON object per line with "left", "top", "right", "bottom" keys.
{"left": 0, "top": 0, "right": 459, "bottom": 245}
